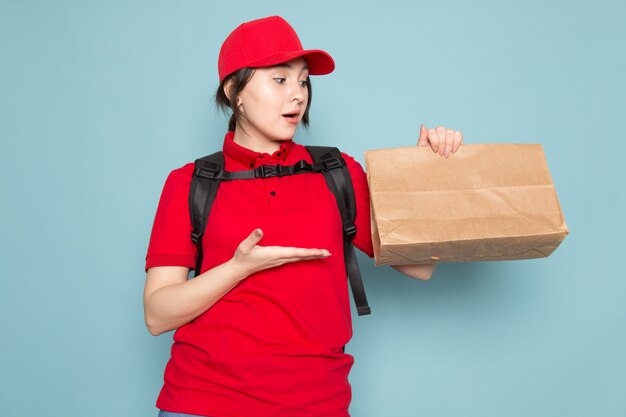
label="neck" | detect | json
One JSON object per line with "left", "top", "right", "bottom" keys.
{"left": 233, "top": 126, "right": 283, "bottom": 154}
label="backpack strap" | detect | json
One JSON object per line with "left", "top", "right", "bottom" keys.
{"left": 189, "top": 151, "right": 225, "bottom": 277}
{"left": 187, "top": 147, "right": 371, "bottom": 316}
{"left": 305, "top": 146, "right": 371, "bottom": 316}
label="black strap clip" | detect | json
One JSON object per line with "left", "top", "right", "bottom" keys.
{"left": 256, "top": 164, "right": 283, "bottom": 178}
{"left": 343, "top": 224, "right": 357, "bottom": 240}
{"left": 322, "top": 157, "right": 343, "bottom": 170}
{"left": 293, "top": 160, "right": 310, "bottom": 173}
{"left": 195, "top": 164, "right": 221, "bottom": 180}
{"left": 190, "top": 231, "right": 203, "bottom": 244}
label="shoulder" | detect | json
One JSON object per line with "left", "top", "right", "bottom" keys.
{"left": 163, "top": 162, "right": 195, "bottom": 185}
{"left": 339, "top": 151, "right": 364, "bottom": 173}
{"left": 156, "top": 162, "right": 196, "bottom": 197}
{"left": 340, "top": 151, "right": 368, "bottom": 188}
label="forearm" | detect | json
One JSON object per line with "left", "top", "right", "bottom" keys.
{"left": 144, "top": 260, "right": 246, "bottom": 336}
{"left": 391, "top": 263, "right": 436, "bottom": 280}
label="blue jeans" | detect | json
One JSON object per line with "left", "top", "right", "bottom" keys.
{"left": 158, "top": 411, "right": 210, "bottom": 417}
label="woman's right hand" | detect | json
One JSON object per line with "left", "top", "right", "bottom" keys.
{"left": 230, "top": 228, "right": 331, "bottom": 278}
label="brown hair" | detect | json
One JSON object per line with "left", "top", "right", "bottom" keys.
{"left": 215, "top": 68, "right": 313, "bottom": 132}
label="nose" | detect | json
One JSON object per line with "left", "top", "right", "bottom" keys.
{"left": 289, "top": 81, "right": 305, "bottom": 103}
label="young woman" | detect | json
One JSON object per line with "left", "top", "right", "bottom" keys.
{"left": 144, "top": 16, "right": 463, "bottom": 417}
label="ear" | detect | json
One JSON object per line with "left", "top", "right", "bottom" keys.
{"left": 223, "top": 78, "right": 235, "bottom": 102}
{"left": 224, "top": 78, "right": 244, "bottom": 109}
{"left": 224, "top": 78, "right": 241, "bottom": 107}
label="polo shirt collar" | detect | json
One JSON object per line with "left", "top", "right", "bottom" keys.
{"left": 222, "top": 131, "right": 294, "bottom": 168}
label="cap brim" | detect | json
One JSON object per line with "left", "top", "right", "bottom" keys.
{"left": 247, "top": 49, "right": 335, "bottom": 75}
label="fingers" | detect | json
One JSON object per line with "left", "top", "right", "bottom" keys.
{"left": 238, "top": 229, "right": 330, "bottom": 261}
{"left": 239, "top": 228, "right": 263, "bottom": 252}
{"left": 424, "top": 125, "right": 463, "bottom": 157}
{"left": 271, "top": 246, "right": 331, "bottom": 261}
{"left": 417, "top": 124, "right": 429, "bottom": 146}
{"left": 259, "top": 246, "right": 331, "bottom": 270}
{"left": 436, "top": 126, "right": 446, "bottom": 157}
{"left": 452, "top": 131, "right": 463, "bottom": 154}
{"left": 445, "top": 128, "right": 456, "bottom": 158}
{"left": 263, "top": 246, "right": 331, "bottom": 268}
{"left": 428, "top": 128, "right": 439, "bottom": 153}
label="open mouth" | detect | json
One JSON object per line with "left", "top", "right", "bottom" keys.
{"left": 282, "top": 112, "right": 300, "bottom": 124}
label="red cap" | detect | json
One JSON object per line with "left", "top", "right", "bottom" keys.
{"left": 218, "top": 16, "right": 335, "bottom": 82}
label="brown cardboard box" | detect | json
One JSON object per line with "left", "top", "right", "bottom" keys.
{"left": 365, "top": 144, "right": 569, "bottom": 266}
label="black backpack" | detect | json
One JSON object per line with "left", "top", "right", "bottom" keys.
{"left": 188, "top": 146, "right": 371, "bottom": 316}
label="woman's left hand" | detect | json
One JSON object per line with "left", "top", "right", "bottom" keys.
{"left": 417, "top": 124, "right": 463, "bottom": 158}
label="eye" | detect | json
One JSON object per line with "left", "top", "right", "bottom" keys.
{"left": 299, "top": 80, "right": 308, "bottom": 87}
{"left": 273, "top": 78, "right": 286, "bottom": 84}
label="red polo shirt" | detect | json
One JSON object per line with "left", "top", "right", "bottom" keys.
{"left": 145, "top": 132, "right": 374, "bottom": 417}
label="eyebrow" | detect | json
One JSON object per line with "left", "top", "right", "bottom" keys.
{"left": 274, "top": 62, "right": 309, "bottom": 72}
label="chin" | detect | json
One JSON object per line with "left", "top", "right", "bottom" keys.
{"left": 272, "top": 130, "right": 297, "bottom": 141}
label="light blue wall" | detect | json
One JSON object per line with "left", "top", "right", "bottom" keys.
{"left": 1, "top": 1, "right": 624, "bottom": 416}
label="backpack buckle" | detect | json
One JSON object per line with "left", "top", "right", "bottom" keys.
{"left": 323, "top": 158, "right": 343, "bottom": 170}
{"left": 190, "top": 231, "right": 203, "bottom": 244}
{"left": 294, "top": 160, "right": 310, "bottom": 173}
{"left": 195, "top": 164, "right": 220, "bottom": 179}
{"left": 343, "top": 224, "right": 357, "bottom": 239}
{"left": 256, "top": 164, "right": 282, "bottom": 178}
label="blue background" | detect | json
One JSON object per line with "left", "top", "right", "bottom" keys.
{"left": 1, "top": 1, "right": 625, "bottom": 416}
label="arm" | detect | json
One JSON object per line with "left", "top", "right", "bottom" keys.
{"left": 391, "top": 263, "right": 436, "bottom": 281}
{"left": 143, "top": 261, "right": 244, "bottom": 336}
{"left": 143, "top": 228, "right": 330, "bottom": 336}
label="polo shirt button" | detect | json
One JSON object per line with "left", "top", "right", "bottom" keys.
{"left": 270, "top": 191, "right": 276, "bottom": 196}
{"left": 249, "top": 163, "right": 254, "bottom": 168}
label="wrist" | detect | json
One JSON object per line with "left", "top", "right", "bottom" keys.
{"left": 224, "top": 257, "right": 251, "bottom": 283}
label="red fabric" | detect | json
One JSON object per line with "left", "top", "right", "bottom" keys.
{"left": 218, "top": 16, "right": 335, "bottom": 82}
{"left": 145, "top": 132, "right": 373, "bottom": 417}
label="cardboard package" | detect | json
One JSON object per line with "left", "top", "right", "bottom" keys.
{"left": 365, "top": 144, "right": 569, "bottom": 266}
